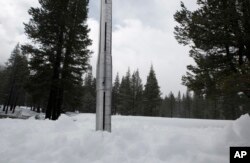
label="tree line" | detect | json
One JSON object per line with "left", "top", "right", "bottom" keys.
{"left": 111, "top": 68, "right": 249, "bottom": 120}
{"left": 1, "top": 49, "right": 249, "bottom": 120}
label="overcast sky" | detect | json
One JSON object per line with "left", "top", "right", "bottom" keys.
{"left": 0, "top": 0, "right": 197, "bottom": 97}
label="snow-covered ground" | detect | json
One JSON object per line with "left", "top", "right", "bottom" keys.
{"left": 0, "top": 106, "right": 40, "bottom": 119}
{"left": 0, "top": 113, "right": 249, "bottom": 163}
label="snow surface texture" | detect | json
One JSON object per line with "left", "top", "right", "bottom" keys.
{"left": 0, "top": 114, "right": 250, "bottom": 163}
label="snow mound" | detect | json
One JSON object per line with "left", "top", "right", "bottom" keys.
{"left": 56, "top": 114, "right": 77, "bottom": 130}
{"left": 233, "top": 114, "right": 250, "bottom": 140}
{"left": 222, "top": 114, "right": 250, "bottom": 145}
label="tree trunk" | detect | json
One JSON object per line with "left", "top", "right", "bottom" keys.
{"left": 5, "top": 84, "right": 15, "bottom": 114}
{"left": 12, "top": 95, "right": 19, "bottom": 114}
{"left": 37, "top": 105, "right": 40, "bottom": 113}
{"left": 46, "top": 28, "right": 64, "bottom": 120}
{"left": 3, "top": 101, "right": 7, "bottom": 111}
{"left": 10, "top": 91, "right": 16, "bottom": 112}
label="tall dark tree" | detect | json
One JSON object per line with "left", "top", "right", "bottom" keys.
{"left": 131, "top": 70, "right": 144, "bottom": 115}
{"left": 192, "top": 93, "right": 204, "bottom": 119}
{"left": 159, "top": 96, "right": 169, "bottom": 117}
{"left": 112, "top": 73, "right": 120, "bottom": 115}
{"left": 183, "top": 90, "right": 192, "bottom": 118}
{"left": 0, "top": 67, "right": 7, "bottom": 106}
{"left": 118, "top": 69, "right": 133, "bottom": 115}
{"left": 143, "top": 66, "right": 161, "bottom": 116}
{"left": 168, "top": 92, "right": 175, "bottom": 117}
{"left": 2, "top": 44, "right": 29, "bottom": 114}
{"left": 174, "top": 0, "right": 250, "bottom": 118}
{"left": 22, "top": 0, "right": 92, "bottom": 120}
{"left": 176, "top": 91, "right": 182, "bottom": 117}
{"left": 160, "top": 92, "right": 176, "bottom": 118}
{"left": 80, "top": 66, "right": 96, "bottom": 113}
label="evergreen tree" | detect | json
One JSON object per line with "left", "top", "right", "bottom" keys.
{"left": 174, "top": 0, "right": 250, "bottom": 119}
{"left": 184, "top": 90, "right": 192, "bottom": 118}
{"left": 180, "top": 94, "right": 186, "bottom": 117}
{"left": 2, "top": 44, "right": 29, "bottom": 114}
{"left": 160, "top": 92, "right": 176, "bottom": 118}
{"left": 0, "top": 67, "right": 7, "bottom": 106}
{"left": 143, "top": 66, "right": 161, "bottom": 116}
{"left": 22, "top": 0, "right": 92, "bottom": 120}
{"left": 131, "top": 70, "right": 144, "bottom": 115}
{"left": 192, "top": 93, "right": 204, "bottom": 119}
{"left": 159, "top": 96, "right": 168, "bottom": 117}
{"left": 168, "top": 92, "right": 175, "bottom": 117}
{"left": 80, "top": 67, "right": 96, "bottom": 113}
{"left": 112, "top": 73, "right": 120, "bottom": 115}
{"left": 176, "top": 91, "right": 182, "bottom": 117}
{"left": 119, "top": 69, "right": 133, "bottom": 115}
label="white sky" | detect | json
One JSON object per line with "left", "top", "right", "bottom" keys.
{"left": 0, "top": 0, "right": 198, "bottom": 97}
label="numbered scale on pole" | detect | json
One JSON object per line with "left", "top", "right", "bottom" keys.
{"left": 96, "top": 0, "right": 112, "bottom": 132}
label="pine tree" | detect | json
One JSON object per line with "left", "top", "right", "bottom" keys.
{"left": 159, "top": 96, "right": 168, "bottom": 117}
{"left": 112, "top": 73, "right": 120, "bottom": 115}
{"left": 2, "top": 44, "right": 29, "bottom": 114}
{"left": 131, "top": 70, "right": 144, "bottom": 115}
{"left": 192, "top": 93, "right": 204, "bottom": 119}
{"left": 143, "top": 66, "right": 161, "bottom": 116}
{"left": 168, "top": 92, "right": 175, "bottom": 118}
{"left": 183, "top": 90, "right": 192, "bottom": 118}
{"left": 80, "top": 67, "right": 96, "bottom": 113}
{"left": 176, "top": 91, "right": 182, "bottom": 117}
{"left": 0, "top": 67, "right": 8, "bottom": 107}
{"left": 174, "top": 0, "right": 250, "bottom": 119}
{"left": 22, "top": 0, "right": 92, "bottom": 120}
{"left": 180, "top": 94, "right": 186, "bottom": 118}
{"left": 0, "top": 69, "right": 3, "bottom": 105}
{"left": 119, "top": 69, "right": 133, "bottom": 115}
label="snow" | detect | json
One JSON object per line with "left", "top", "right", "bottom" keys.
{"left": 0, "top": 106, "right": 39, "bottom": 119}
{"left": 0, "top": 113, "right": 249, "bottom": 163}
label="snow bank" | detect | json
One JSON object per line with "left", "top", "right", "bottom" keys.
{"left": 232, "top": 114, "right": 250, "bottom": 142}
{"left": 0, "top": 114, "right": 249, "bottom": 163}
{"left": 217, "top": 114, "right": 250, "bottom": 146}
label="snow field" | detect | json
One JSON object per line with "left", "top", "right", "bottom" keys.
{"left": 0, "top": 114, "right": 249, "bottom": 163}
